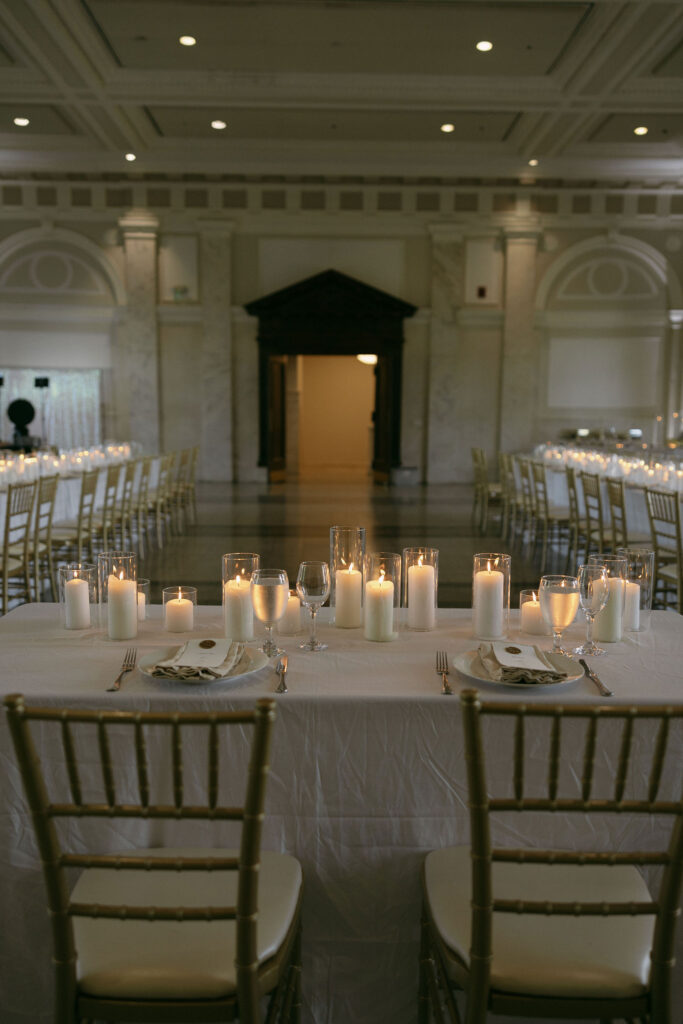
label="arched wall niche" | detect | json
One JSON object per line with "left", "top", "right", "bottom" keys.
{"left": 534, "top": 234, "right": 680, "bottom": 437}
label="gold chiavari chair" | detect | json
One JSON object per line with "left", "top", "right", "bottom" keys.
{"left": 564, "top": 466, "right": 587, "bottom": 572}
{"left": 471, "top": 448, "right": 502, "bottom": 534}
{"left": 133, "top": 454, "right": 153, "bottom": 555}
{"left": 172, "top": 447, "right": 192, "bottom": 533}
{"left": 146, "top": 452, "right": 175, "bottom": 547}
{"left": 4, "top": 694, "right": 303, "bottom": 1024}
{"left": 97, "top": 463, "right": 123, "bottom": 552}
{"left": 605, "top": 477, "right": 651, "bottom": 552}
{"left": 185, "top": 444, "right": 200, "bottom": 524}
{"left": 645, "top": 486, "right": 682, "bottom": 613}
{"left": 29, "top": 473, "right": 59, "bottom": 601}
{"left": 1, "top": 479, "right": 37, "bottom": 615}
{"left": 115, "top": 458, "right": 139, "bottom": 550}
{"left": 51, "top": 467, "right": 101, "bottom": 563}
{"left": 515, "top": 456, "right": 536, "bottom": 545}
{"left": 580, "top": 470, "right": 604, "bottom": 559}
{"left": 497, "top": 453, "right": 519, "bottom": 542}
{"left": 529, "top": 461, "right": 571, "bottom": 572}
{"left": 419, "top": 690, "right": 683, "bottom": 1024}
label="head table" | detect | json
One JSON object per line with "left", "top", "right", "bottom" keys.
{"left": 0, "top": 603, "right": 681, "bottom": 1024}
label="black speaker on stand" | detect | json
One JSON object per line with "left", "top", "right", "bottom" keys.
{"left": 34, "top": 376, "right": 49, "bottom": 447}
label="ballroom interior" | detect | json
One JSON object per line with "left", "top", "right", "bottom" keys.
{"left": 1, "top": 4, "right": 683, "bottom": 1024}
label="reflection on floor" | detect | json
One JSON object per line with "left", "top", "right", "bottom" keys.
{"left": 140, "top": 480, "right": 553, "bottom": 608}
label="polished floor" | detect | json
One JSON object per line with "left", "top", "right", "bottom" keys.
{"left": 139, "top": 479, "right": 554, "bottom": 608}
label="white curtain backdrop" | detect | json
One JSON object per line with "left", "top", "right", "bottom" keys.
{"left": 0, "top": 369, "right": 101, "bottom": 449}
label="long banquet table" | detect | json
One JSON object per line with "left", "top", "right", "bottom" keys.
{"left": 1, "top": 604, "right": 681, "bottom": 1024}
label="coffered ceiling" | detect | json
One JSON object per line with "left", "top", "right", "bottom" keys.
{"left": 1, "top": 0, "right": 683, "bottom": 184}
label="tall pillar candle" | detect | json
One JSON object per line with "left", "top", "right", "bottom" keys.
{"left": 334, "top": 565, "right": 362, "bottom": 627}
{"left": 364, "top": 577, "right": 395, "bottom": 641}
{"left": 107, "top": 574, "right": 137, "bottom": 640}
{"left": 592, "top": 578, "right": 624, "bottom": 642}
{"left": 623, "top": 581, "right": 640, "bottom": 631}
{"left": 223, "top": 575, "right": 254, "bottom": 641}
{"left": 65, "top": 578, "right": 90, "bottom": 629}
{"left": 473, "top": 567, "right": 504, "bottom": 638}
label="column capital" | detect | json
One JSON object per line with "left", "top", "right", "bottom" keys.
{"left": 668, "top": 308, "right": 683, "bottom": 327}
{"left": 118, "top": 209, "right": 159, "bottom": 240}
{"left": 502, "top": 224, "right": 543, "bottom": 247}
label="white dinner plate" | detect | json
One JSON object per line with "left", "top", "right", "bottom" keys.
{"left": 139, "top": 645, "right": 269, "bottom": 685}
{"left": 452, "top": 648, "right": 584, "bottom": 690}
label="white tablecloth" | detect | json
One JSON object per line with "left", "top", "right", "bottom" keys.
{"left": 0, "top": 605, "right": 681, "bottom": 1023}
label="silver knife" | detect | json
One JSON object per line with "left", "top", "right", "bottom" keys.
{"left": 578, "top": 658, "right": 613, "bottom": 697}
{"left": 275, "top": 654, "right": 288, "bottom": 693}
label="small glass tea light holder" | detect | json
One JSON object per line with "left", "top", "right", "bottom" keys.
{"left": 98, "top": 551, "right": 137, "bottom": 640}
{"left": 330, "top": 525, "right": 365, "bottom": 628}
{"left": 163, "top": 586, "right": 197, "bottom": 633}
{"left": 472, "top": 553, "right": 511, "bottom": 640}
{"left": 278, "top": 589, "right": 302, "bottom": 636}
{"left": 58, "top": 563, "right": 96, "bottom": 630}
{"left": 136, "top": 579, "right": 150, "bottom": 622}
{"left": 587, "top": 554, "right": 627, "bottom": 643}
{"left": 617, "top": 548, "right": 655, "bottom": 632}
{"left": 222, "top": 552, "right": 260, "bottom": 641}
{"left": 402, "top": 547, "right": 438, "bottom": 630}
{"left": 364, "top": 552, "right": 401, "bottom": 642}
{"left": 519, "top": 588, "right": 550, "bottom": 636}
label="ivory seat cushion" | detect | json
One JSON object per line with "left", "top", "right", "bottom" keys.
{"left": 72, "top": 847, "right": 302, "bottom": 1000}
{"left": 3, "top": 555, "right": 26, "bottom": 575}
{"left": 658, "top": 563, "right": 680, "bottom": 581}
{"left": 424, "top": 845, "right": 653, "bottom": 1000}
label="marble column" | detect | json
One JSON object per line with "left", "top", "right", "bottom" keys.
{"left": 198, "top": 220, "right": 234, "bottom": 481}
{"left": 232, "top": 308, "right": 267, "bottom": 483}
{"left": 426, "top": 225, "right": 465, "bottom": 482}
{"left": 116, "top": 210, "right": 161, "bottom": 452}
{"left": 665, "top": 310, "right": 683, "bottom": 439}
{"left": 499, "top": 227, "right": 542, "bottom": 453}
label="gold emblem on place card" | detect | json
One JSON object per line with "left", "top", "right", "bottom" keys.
{"left": 199, "top": 640, "right": 216, "bottom": 649}
{"left": 505, "top": 646, "right": 522, "bottom": 655}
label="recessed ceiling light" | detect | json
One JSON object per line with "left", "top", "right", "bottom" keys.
{"left": 634, "top": 125, "right": 648, "bottom": 136}
{"left": 356, "top": 354, "right": 378, "bottom": 366}
{"left": 125, "top": 152, "right": 136, "bottom": 162}
{"left": 179, "top": 35, "right": 196, "bottom": 46}
{"left": 440, "top": 123, "right": 455, "bottom": 133}
{"left": 476, "top": 40, "right": 493, "bottom": 52}
{"left": 13, "top": 117, "right": 29, "bottom": 127}
{"left": 211, "top": 120, "right": 227, "bottom": 130}
{"left": 528, "top": 158, "right": 539, "bottom": 167}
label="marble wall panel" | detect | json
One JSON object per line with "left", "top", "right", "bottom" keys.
{"left": 199, "top": 225, "right": 233, "bottom": 482}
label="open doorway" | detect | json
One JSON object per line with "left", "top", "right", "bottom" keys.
{"left": 291, "top": 355, "right": 375, "bottom": 481}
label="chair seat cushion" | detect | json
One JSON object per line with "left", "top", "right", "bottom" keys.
{"left": 73, "top": 847, "right": 302, "bottom": 1000}
{"left": 658, "top": 563, "right": 679, "bottom": 581}
{"left": 3, "top": 555, "right": 26, "bottom": 575}
{"left": 424, "top": 845, "right": 653, "bottom": 1000}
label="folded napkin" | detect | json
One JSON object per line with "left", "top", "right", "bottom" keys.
{"left": 478, "top": 641, "right": 568, "bottom": 685}
{"left": 151, "top": 639, "right": 246, "bottom": 681}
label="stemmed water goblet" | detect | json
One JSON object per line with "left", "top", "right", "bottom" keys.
{"left": 296, "top": 561, "right": 331, "bottom": 652}
{"left": 251, "top": 568, "right": 289, "bottom": 658}
{"left": 538, "top": 574, "right": 580, "bottom": 656}
{"left": 574, "top": 563, "right": 609, "bottom": 657}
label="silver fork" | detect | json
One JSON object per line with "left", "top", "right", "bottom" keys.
{"left": 107, "top": 648, "right": 137, "bottom": 692}
{"left": 436, "top": 650, "right": 453, "bottom": 695}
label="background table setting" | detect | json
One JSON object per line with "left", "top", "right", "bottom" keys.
{"left": 1, "top": 531, "right": 682, "bottom": 1024}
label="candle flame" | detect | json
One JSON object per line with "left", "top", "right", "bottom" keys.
{"left": 532, "top": 591, "right": 537, "bottom": 601}
{"left": 348, "top": 562, "right": 354, "bottom": 573}
{"left": 178, "top": 588, "right": 182, "bottom": 601}
{"left": 378, "top": 571, "right": 386, "bottom": 585}
{"left": 233, "top": 574, "right": 241, "bottom": 586}
{"left": 418, "top": 555, "right": 424, "bottom": 567}
{"left": 118, "top": 571, "right": 124, "bottom": 581}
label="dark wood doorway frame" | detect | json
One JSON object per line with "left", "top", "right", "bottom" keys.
{"left": 245, "top": 270, "right": 416, "bottom": 482}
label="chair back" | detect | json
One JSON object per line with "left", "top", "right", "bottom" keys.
{"left": 645, "top": 487, "right": 681, "bottom": 559}
{"left": 4, "top": 694, "right": 278, "bottom": 1022}
{"left": 516, "top": 457, "right": 534, "bottom": 519}
{"left": 580, "top": 470, "right": 604, "bottom": 553}
{"left": 606, "top": 477, "right": 628, "bottom": 550}
{"left": 530, "top": 461, "right": 549, "bottom": 519}
{"left": 33, "top": 474, "right": 59, "bottom": 549}
{"left": 459, "top": 689, "right": 683, "bottom": 1021}
{"left": 74, "top": 468, "right": 100, "bottom": 561}
{"left": 100, "top": 463, "right": 122, "bottom": 547}
{"left": 3, "top": 480, "right": 37, "bottom": 566}
{"left": 471, "top": 447, "right": 484, "bottom": 489}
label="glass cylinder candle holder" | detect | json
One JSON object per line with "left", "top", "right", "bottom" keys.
{"left": 587, "top": 554, "right": 627, "bottom": 643}
{"left": 402, "top": 547, "right": 438, "bottom": 630}
{"left": 58, "top": 563, "right": 96, "bottom": 630}
{"left": 330, "top": 525, "right": 365, "bottom": 628}
{"left": 163, "top": 586, "right": 197, "bottom": 633}
{"left": 472, "top": 553, "right": 511, "bottom": 640}
{"left": 616, "top": 548, "right": 655, "bottom": 632}
{"left": 137, "top": 578, "right": 150, "bottom": 622}
{"left": 222, "top": 552, "right": 260, "bottom": 641}
{"left": 364, "top": 552, "right": 400, "bottom": 642}
{"left": 97, "top": 551, "right": 137, "bottom": 640}
{"left": 519, "top": 588, "right": 550, "bottom": 636}
{"left": 278, "top": 589, "right": 302, "bottom": 636}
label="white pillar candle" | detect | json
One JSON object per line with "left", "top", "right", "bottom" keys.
{"left": 473, "top": 568, "right": 504, "bottom": 638}
{"left": 364, "top": 576, "right": 395, "bottom": 641}
{"left": 107, "top": 574, "right": 137, "bottom": 640}
{"left": 64, "top": 578, "right": 90, "bottom": 629}
{"left": 623, "top": 581, "right": 640, "bottom": 631}
{"left": 520, "top": 597, "right": 547, "bottom": 636}
{"left": 137, "top": 591, "right": 146, "bottom": 622}
{"left": 165, "top": 591, "right": 194, "bottom": 633}
{"left": 278, "top": 592, "right": 302, "bottom": 635}
{"left": 407, "top": 560, "right": 436, "bottom": 630}
{"left": 334, "top": 565, "right": 362, "bottom": 627}
{"left": 593, "top": 578, "right": 625, "bottom": 642}
{"left": 223, "top": 576, "right": 253, "bottom": 641}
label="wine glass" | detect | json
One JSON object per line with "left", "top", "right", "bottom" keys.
{"left": 251, "top": 568, "right": 289, "bottom": 657}
{"left": 296, "top": 561, "right": 331, "bottom": 652}
{"left": 574, "top": 563, "right": 609, "bottom": 657}
{"left": 538, "top": 574, "right": 580, "bottom": 655}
